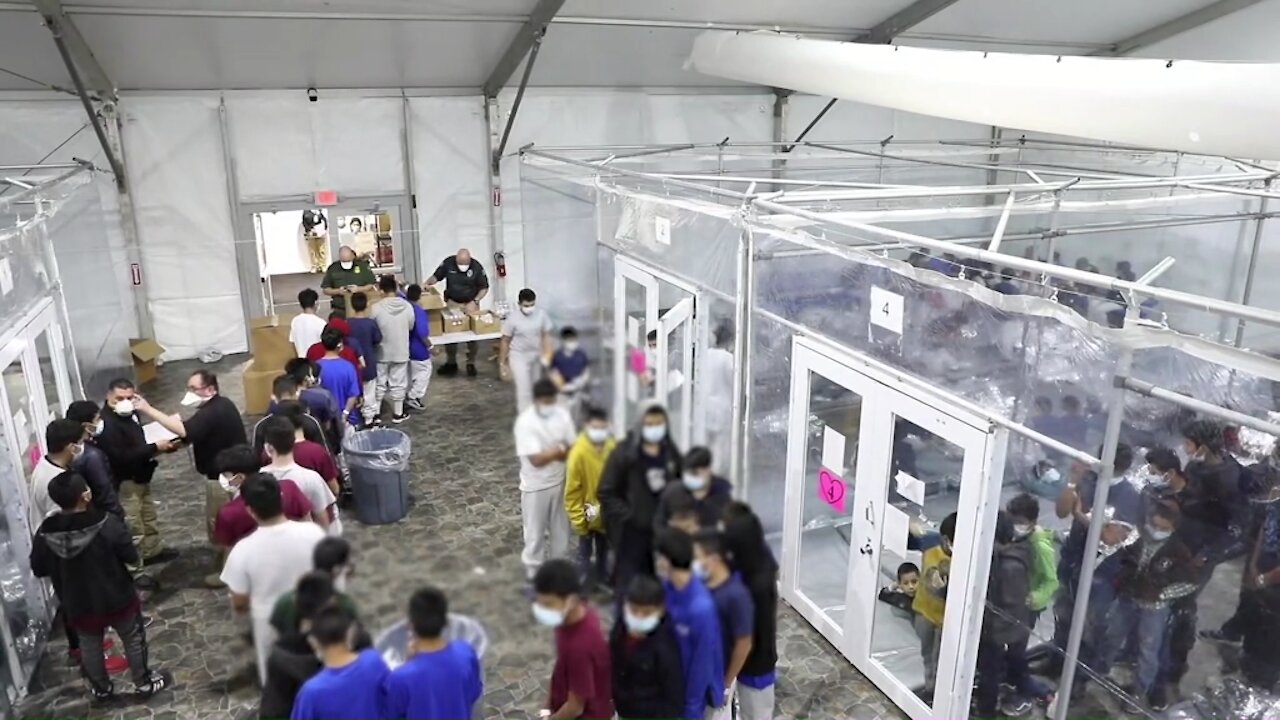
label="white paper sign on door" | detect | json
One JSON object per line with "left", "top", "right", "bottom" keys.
{"left": 870, "top": 286, "right": 904, "bottom": 335}
{"left": 654, "top": 216, "right": 672, "bottom": 245}
{"left": 883, "top": 504, "right": 912, "bottom": 557}
{"left": 895, "top": 470, "right": 927, "bottom": 506}
{"left": 821, "top": 426, "right": 846, "bottom": 473}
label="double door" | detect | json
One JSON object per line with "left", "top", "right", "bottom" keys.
{"left": 612, "top": 256, "right": 702, "bottom": 449}
{"left": 781, "top": 335, "right": 1006, "bottom": 719}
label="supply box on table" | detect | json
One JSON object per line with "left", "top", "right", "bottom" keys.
{"left": 470, "top": 311, "right": 502, "bottom": 335}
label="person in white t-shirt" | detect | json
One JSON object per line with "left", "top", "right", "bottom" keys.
{"left": 28, "top": 419, "right": 85, "bottom": 531}
{"left": 290, "top": 288, "right": 329, "bottom": 358}
{"left": 514, "top": 379, "right": 577, "bottom": 584}
{"left": 259, "top": 418, "right": 341, "bottom": 535}
{"left": 220, "top": 473, "right": 325, "bottom": 685}
{"left": 702, "top": 323, "right": 736, "bottom": 477}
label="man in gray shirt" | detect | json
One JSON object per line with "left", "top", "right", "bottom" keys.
{"left": 371, "top": 275, "right": 416, "bottom": 423}
{"left": 501, "top": 288, "right": 553, "bottom": 413}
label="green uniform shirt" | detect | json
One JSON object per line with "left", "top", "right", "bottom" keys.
{"left": 321, "top": 260, "right": 375, "bottom": 312}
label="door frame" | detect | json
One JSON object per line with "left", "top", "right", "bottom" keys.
{"left": 656, "top": 296, "right": 695, "bottom": 451}
{"left": 781, "top": 334, "right": 1006, "bottom": 720}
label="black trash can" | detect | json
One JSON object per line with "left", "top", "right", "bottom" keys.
{"left": 343, "top": 428, "right": 411, "bottom": 525}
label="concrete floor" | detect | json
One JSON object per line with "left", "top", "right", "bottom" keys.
{"left": 15, "top": 352, "right": 903, "bottom": 720}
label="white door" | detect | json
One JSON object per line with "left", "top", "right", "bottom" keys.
{"left": 656, "top": 297, "right": 695, "bottom": 450}
{"left": 781, "top": 335, "right": 1006, "bottom": 720}
{"left": 612, "top": 259, "right": 658, "bottom": 432}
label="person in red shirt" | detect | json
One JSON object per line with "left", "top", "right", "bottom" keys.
{"left": 212, "top": 447, "right": 313, "bottom": 551}
{"left": 532, "top": 559, "right": 614, "bottom": 720}
{"left": 264, "top": 402, "right": 342, "bottom": 498}
{"left": 305, "top": 316, "right": 363, "bottom": 378}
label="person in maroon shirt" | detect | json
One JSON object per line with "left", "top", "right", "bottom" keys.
{"left": 532, "top": 559, "right": 614, "bottom": 720}
{"left": 266, "top": 403, "right": 342, "bottom": 497}
{"left": 305, "top": 316, "right": 363, "bottom": 377}
{"left": 212, "top": 447, "right": 313, "bottom": 550}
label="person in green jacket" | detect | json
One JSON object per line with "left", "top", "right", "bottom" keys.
{"left": 1001, "top": 493, "right": 1058, "bottom": 714}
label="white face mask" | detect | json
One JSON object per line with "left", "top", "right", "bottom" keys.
{"left": 563, "top": 342, "right": 579, "bottom": 353}
{"left": 531, "top": 603, "right": 566, "bottom": 628}
{"left": 586, "top": 427, "right": 610, "bottom": 444}
{"left": 1013, "top": 523, "right": 1034, "bottom": 538}
{"left": 520, "top": 304, "right": 536, "bottom": 316}
{"left": 683, "top": 472, "right": 708, "bottom": 492}
{"left": 1147, "top": 526, "right": 1172, "bottom": 542}
{"left": 181, "top": 391, "right": 207, "bottom": 407}
{"left": 218, "top": 473, "right": 238, "bottom": 494}
{"left": 536, "top": 404, "right": 556, "bottom": 419}
{"left": 623, "top": 609, "right": 660, "bottom": 635}
{"left": 457, "top": 264, "right": 470, "bottom": 273}
{"left": 642, "top": 424, "right": 666, "bottom": 444}
{"left": 113, "top": 399, "right": 135, "bottom": 416}
{"left": 340, "top": 261, "right": 354, "bottom": 270}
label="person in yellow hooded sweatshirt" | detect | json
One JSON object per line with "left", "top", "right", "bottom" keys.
{"left": 910, "top": 512, "right": 957, "bottom": 701}
{"left": 565, "top": 406, "right": 616, "bottom": 589}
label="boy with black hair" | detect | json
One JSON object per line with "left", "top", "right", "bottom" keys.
{"left": 316, "top": 328, "right": 362, "bottom": 428}
{"left": 565, "top": 406, "right": 615, "bottom": 589}
{"left": 291, "top": 288, "right": 328, "bottom": 358}
{"left": 611, "top": 575, "right": 684, "bottom": 720}
{"left": 372, "top": 274, "right": 416, "bottom": 425}
{"left": 280, "top": 361, "right": 342, "bottom": 453}
{"left": 532, "top": 558, "right": 614, "bottom": 720}
{"left": 721, "top": 507, "right": 778, "bottom": 720}
{"left": 345, "top": 291, "right": 383, "bottom": 425}
{"left": 65, "top": 401, "right": 124, "bottom": 521}
{"left": 974, "top": 512, "right": 1033, "bottom": 718}
{"left": 655, "top": 446, "right": 732, "bottom": 532}
{"left": 385, "top": 586, "right": 483, "bottom": 720}
{"left": 1000, "top": 493, "right": 1057, "bottom": 713}
{"left": 209, "top": 445, "right": 313, "bottom": 588}
{"left": 912, "top": 512, "right": 957, "bottom": 699}
{"left": 261, "top": 417, "right": 337, "bottom": 533}
{"left": 30, "top": 472, "right": 172, "bottom": 703}
{"left": 292, "top": 606, "right": 389, "bottom": 719}
{"left": 502, "top": 287, "right": 554, "bottom": 413}
{"left": 655, "top": 528, "right": 725, "bottom": 719}
{"left": 29, "top": 419, "right": 89, "bottom": 529}
{"left": 666, "top": 494, "right": 701, "bottom": 536}
{"left": 259, "top": 571, "right": 340, "bottom": 719}
{"left": 403, "top": 284, "right": 434, "bottom": 413}
{"left": 221, "top": 473, "right": 325, "bottom": 685}
{"left": 273, "top": 402, "right": 341, "bottom": 497}
{"left": 516, "top": 379, "right": 577, "bottom": 585}
{"left": 550, "top": 326, "right": 590, "bottom": 418}
{"left": 270, "top": 536, "right": 359, "bottom": 637}
{"left": 693, "top": 530, "right": 754, "bottom": 720}
{"left": 878, "top": 562, "right": 920, "bottom": 613}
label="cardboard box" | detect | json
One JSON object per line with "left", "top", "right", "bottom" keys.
{"left": 248, "top": 315, "right": 296, "bottom": 370}
{"left": 129, "top": 338, "right": 165, "bottom": 385}
{"left": 426, "top": 309, "right": 445, "bottom": 337}
{"left": 417, "top": 286, "right": 446, "bottom": 311}
{"left": 471, "top": 311, "right": 502, "bottom": 335}
{"left": 441, "top": 308, "right": 470, "bottom": 334}
{"left": 242, "top": 359, "right": 278, "bottom": 416}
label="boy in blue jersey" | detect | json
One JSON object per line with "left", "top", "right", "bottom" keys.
{"left": 384, "top": 586, "right": 482, "bottom": 720}
{"left": 693, "top": 530, "right": 755, "bottom": 720}
{"left": 345, "top": 292, "right": 383, "bottom": 426}
{"left": 403, "top": 285, "right": 434, "bottom": 413}
{"left": 315, "top": 328, "right": 362, "bottom": 428}
{"left": 291, "top": 605, "right": 388, "bottom": 720}
{"left": 654, "top": 528, "right": 724, "bottom": 719}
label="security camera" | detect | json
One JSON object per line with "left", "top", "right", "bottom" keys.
{"left": 307, "top": 87, "right": 318, "bottom": 103}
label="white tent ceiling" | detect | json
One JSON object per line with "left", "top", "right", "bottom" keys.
{"left": 0, "top": 0, "right": 1276, "bottom": 92}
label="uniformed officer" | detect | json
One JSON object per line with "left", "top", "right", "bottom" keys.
{"left": 426, "top": 248, "right": 490, "bottom": 376}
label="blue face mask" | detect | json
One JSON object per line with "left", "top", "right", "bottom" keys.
{"left": 642, "top": 424, "right": 666, "bottom": 444}
{"left": 683, "top": 473, "right": 708, "bottom": 492}
{"left": 624, "top": 609, "right": 660, "bottom": 635}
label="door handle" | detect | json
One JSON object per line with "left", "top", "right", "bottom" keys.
{"left": 860, "top": 541, "right": 873, "bottom": 556}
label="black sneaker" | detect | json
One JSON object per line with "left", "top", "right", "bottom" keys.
{"left": 134, "top": 574, "right": 159, "bottom": 592}
{"left": 392, "top": 413, "right": 409, "bottom": 425}
{"left": 1149, "top": 684, "right": 1173, "bottom": 712}
{"left": 438, "top": 362, "right": 458, "bottom": 377}
{"left": 135, "top": 670, "right": 173, "bottom": 699}
{"left": 466, "top": 363, "right": 477, "bottom": 377}
{"left": 90, "top": 683, "right": 118, "bottom": 705}
{"left": 404, "top": 397, "right": 425, "bottom": 412}
{"left": 146, "top": 548, "right": 181, "bottom": 564}
{"left": 1199, "top": 628, "right": 1242, "bottom": 644}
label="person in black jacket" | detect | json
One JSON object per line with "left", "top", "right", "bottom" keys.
{"left": 652, "top": 446, "right": 732, "bottom": 533}
{"left": 974, "top": 512, "right": 1032, "bottom": 718}
{"left": 721, "top": 503, "right": 779, "bottom": 720}
{"left": 611, "top": 574, "right": 684, "bottom": 720}
{"left": 65, "top": 401, "right": 124, "bottom": 520}
{"left": 600, "top": 404, "right": 683, "bottom": 605}
{"left": 98, "top": 378, "right": 178, "bottom": 565}
{"left": 30, "top": 472, "right": 172, "bottom": 703}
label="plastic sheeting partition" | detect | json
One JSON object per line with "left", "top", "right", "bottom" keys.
{"left": 122, "top": 97, "right": 246, "bottom": 359}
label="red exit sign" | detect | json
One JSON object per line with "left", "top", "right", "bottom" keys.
{"left": 314, "top": 190, "right": 338, "bottom": 206}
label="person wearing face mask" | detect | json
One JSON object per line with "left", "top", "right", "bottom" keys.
{"left": 600, "top": 404, "right": 683, "bottom": 605}
{"left": 994, "top": 499, "right": 1058, "bottom": 714}
{"left": 516, "top": 380, "right": 578, "bottom": 587}
{"left": 220, "top": 474, "right": 326, "bottom": 686}
{"left": 501, "top": 288, "right": 555, "bottom": 413}
{"left": 550, "top": 326, "right": 590, "bottom": 420}
{"left": 320, "top": 245, "right": 376, "bottom": 316}
{"left": 64, "top": 402, "right": 125, "bottom": 522}
{"left": 1238, "top": 460, "right": 1280, "bottom": 691}
{"left": 973, "top": 512, "right": 1033, "bottom": 719}
{"left": 426, "top": 248, "right": 490, "bottom": 377}
{"left": 693, "top": 531, "right": 754, "bottom": 720}
{"left": 720, "top": 506, "right": 779, "bottom": 720}
{"left": 29, "top": 419, "right": 96, "bottom": 531}
{"left": 30, "top": 472, "right": 173, "bottom": 704}
{"left": 565, "top": 407, "right": 616, "bottom": 590}
{"left": 97, "top": 378, "right": 179, "bottom": 567}
{"left": 209, "top": 446, "right": 313, "bottom": 589}
{"left": 1179, "top": 419, "right": 1247, "bottom": 572}
{"left": 654, "top": 528, "right": 724, "bottom": 720}
{"left": 654, "top": 447, "right": 732, "bottom": 534}
{"left": 532, "top": 558, "right": 614, "bottom": 720}
{"left": 610, "top": 575, "right": 684, "bottom": 720}
{"left": 269, "top": 537, "right": 359, "bottom": 639}
{"left": 290, "top": 605, "right": 389, "bottom": 720}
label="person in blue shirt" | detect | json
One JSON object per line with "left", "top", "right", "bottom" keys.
{"left": 384, "top": 586, "right": 482, "bottom": 720}
{"left": 693, "top": 531, "right": 754, "bottom": 719}
{"left": 283, "top": 359, "right": 343, "bottom": 454}
{"left": 315, "top": 328, "right": 362, "bottom": 428}
{"left": 291, "top": 605, "right": 389, "bottom": 720}
{"left": 403, "top": 285, "right": 434, "bottom": 413}
{"left": 346, "top": 292, "right": 383, "bottom": 426}
{"left": 655, "top": 528, "right": 724, "bottom": 719}
{"left": 549, "top": 327, "right": 590, "bottom": 419}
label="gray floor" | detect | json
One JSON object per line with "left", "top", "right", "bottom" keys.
{"left": 16, "top": 353, "right": 903, "bottom": 720}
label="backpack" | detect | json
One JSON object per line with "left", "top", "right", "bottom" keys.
{"left": 984, "top": 541, "right": 1032, "bottom": 645}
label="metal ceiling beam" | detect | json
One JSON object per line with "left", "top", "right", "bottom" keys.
{"left": 858, "top": 0, "right": 962, "bottom": 45}
{"left": 29, "top": 0, "right": 115, "bottom": 101}
{"left": 1092, "top": 0, "right": 1266, "bottom": 56}
{"left": 482, "top": 0, "right": 564, "bottom": 98}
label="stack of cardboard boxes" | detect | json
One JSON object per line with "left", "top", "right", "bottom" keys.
{"left": 242, "top": 315, "right": 297, "bottom": 415}
{"left": 415, "top": 286, "right": 502, "bottom": 336}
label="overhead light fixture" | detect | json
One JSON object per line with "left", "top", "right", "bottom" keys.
{"left": 688, "top": 31, "right": 1280, "bottom": 160}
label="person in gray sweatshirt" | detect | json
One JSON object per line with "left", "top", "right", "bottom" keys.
{"left": 371, "top": 275, "right": 416, "bottom": 424}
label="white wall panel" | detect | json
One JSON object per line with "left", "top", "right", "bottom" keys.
{"left": 409, "top": 97, "right": 491, "bottom": 285}
{"left": 120, "top": 96, "right": 245, "bottom": 359}
{"left": 226, "top": 95, "right": 406, "bottom": 200}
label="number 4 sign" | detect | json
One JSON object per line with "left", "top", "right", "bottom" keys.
{"left": 869, "top": 286, "right": 904, "bottom": 335}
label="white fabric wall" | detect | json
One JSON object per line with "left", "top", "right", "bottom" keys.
{"left": 119, "top": 96, "right": 246, "bottom": 358}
